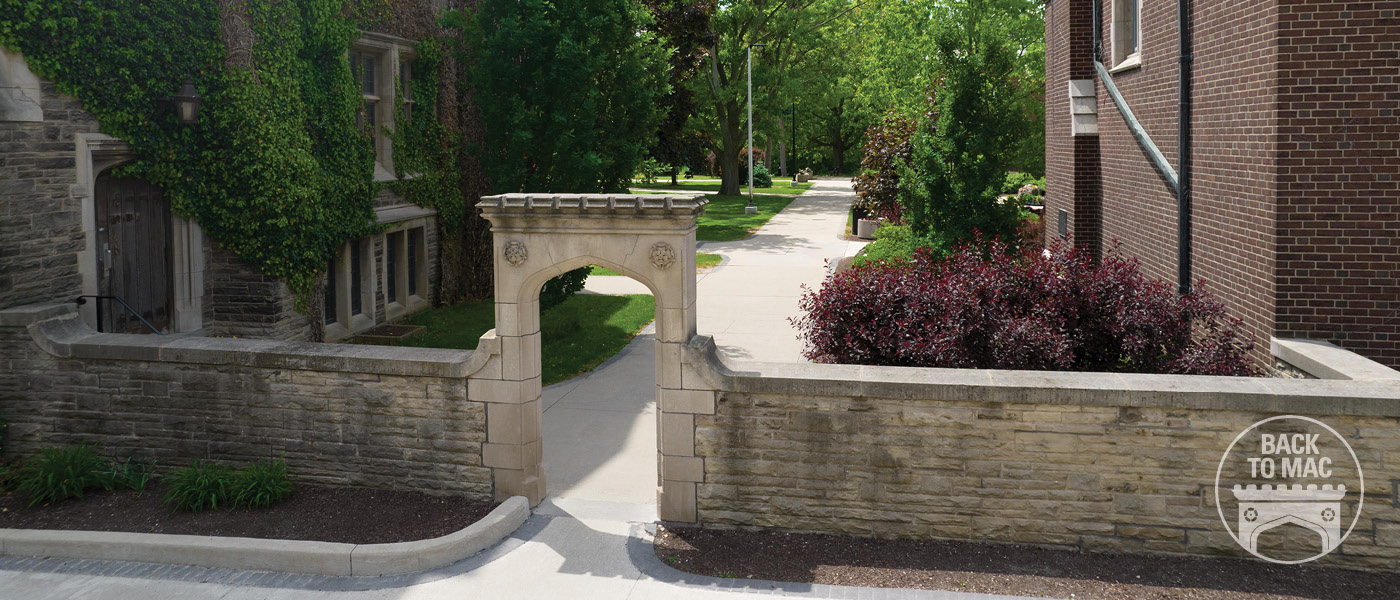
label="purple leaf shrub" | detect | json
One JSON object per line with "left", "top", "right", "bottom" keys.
{"left": 794, "top": 239, "right": 1257, "bottom": 376}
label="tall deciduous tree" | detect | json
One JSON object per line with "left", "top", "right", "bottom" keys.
{"left": 694, "top": 0, "right": 860, "bottom": 195}
{"left": 853, "top": 0, "right": 1044, "bottom": 175}
{"left": 462, "top": 0, "right": 668, "bottom": 193}
{"left": 646, "top": 0, "right": 716, "bottom": 185}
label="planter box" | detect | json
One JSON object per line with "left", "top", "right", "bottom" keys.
{"left": 352, "top": 324, "right": 426, "bottom": 346}
{"left": 796, "top": 174, "right": 811, "bottom": 183}
{"left": 856, "top": 218, "right": 879, "bottom": 240}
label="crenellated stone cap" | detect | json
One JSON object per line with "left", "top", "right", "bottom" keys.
{"left": 477, "top": 194, "right": 708, "bottom": 216}
{"left": 1232, "top": 483, "right": 1348, "bottom": 502}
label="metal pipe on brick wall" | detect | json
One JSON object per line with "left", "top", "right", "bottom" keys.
{"left": 1091, "top": 0, "right": 1194, "bottom": 293}
{"left": 1177, "top": 0, "right": 1194, "bottom": 295}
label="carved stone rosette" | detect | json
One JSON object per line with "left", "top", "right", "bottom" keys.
{"left": 650, "top": 242, "right": 676, "bottom": 270}
{"left": 504, "top": 241, "right": 528, "bottom": 266}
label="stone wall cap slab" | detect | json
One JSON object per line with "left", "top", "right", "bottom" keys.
{"left": 0, "top": 496, "right": 529, "bottom": 577}
{"left": 478, "top": 193, "right": 708, "bottom": 217}
{"left": 1272, "top": 337, "right": 1400, "bottom": 381}
{"left": 0, "top": 302, "right": 76, "bottom": 326}
{"left": 683, "top": 335, "right": 1400, "bottom": 416}
{"left": 8, "top": 304, "right": 473, "bottom": 378}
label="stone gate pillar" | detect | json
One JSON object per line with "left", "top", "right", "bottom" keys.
{"left": 474, "top": 194, "right": 706, "bottom": 518}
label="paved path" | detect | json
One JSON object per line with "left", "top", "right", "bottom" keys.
{"left": 592, "top": 178, "right": 866, "bottom": 362}
{"left": 0, "top": 179, "right": 1038, "bottom": 599}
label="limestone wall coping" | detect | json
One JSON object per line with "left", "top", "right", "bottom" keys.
{"left": 1272, "top": 337, "right": 1400, "bottom": 381}
{"left": 4, "top": 303, "right": 474, "bottom": 379}
{"left": 477, "top": 194, "right": 708, "bottom": 219}
{"left": 681, "top": 335, "right": 1400, "bottom": 417}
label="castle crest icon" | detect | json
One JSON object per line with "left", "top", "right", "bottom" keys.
{"left": 1231, "top": 483, "right": 1347, "bottom": 556}
{"left": 1214, "top": 416, "right": 1364, "bottom": 565}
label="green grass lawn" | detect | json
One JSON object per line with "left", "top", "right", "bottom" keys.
{"left": 400, "top": 294, "right": 656, "bottom": 385}
{"left": 590, "top": 253, "right": 722, "bottom": 276}
{"left": 637, "top": 179, "right": 813, "bottom": 196}
{"left": 696, "top": 194, "right": 796, "bottom": 241}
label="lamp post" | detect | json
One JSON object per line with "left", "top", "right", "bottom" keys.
{"left": 746, "top": 43, "right": 766, "bottom": 215}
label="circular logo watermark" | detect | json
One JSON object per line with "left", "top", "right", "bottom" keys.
{"left": 1215, "top": 415, "right": 1363, "bottom": 564}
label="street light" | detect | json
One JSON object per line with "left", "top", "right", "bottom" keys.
{"left": 746, "top": 43, "right": 766, "bottom": 215}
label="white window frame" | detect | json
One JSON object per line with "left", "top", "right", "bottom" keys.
{"left": 350, "top": 32, "right": 417, "bottom": 182}
{"left": 1110, "top": 0, "right": 1142, "bottom": 72}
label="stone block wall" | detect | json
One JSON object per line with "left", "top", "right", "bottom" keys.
{"left": 0, "top": 77, "right": 100, "bottom": 310}
{"left": 683, "top": 337, "right": 1400, "bottom": 571}
{"left": 202, "top": 243, "right": 316, "bottom": 341}
{"left": 0, "top": 304, "right": 491, "bottom": 498}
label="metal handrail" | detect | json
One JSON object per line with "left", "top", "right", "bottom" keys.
{"left": 73, "top": 295, "right": 164, "bottom": 335}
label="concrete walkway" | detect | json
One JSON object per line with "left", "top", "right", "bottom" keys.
{"left": 0, "top": 180, "right": 1036, "bottom": 599}
{"left": 590, "top": 178, "right": 866, "bottom": 362}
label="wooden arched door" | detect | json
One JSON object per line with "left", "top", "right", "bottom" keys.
{"left": 95, "top": 172, "right": 172, "bottom": 333}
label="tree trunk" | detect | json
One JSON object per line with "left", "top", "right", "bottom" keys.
{"left": 779, "top": 142, "right": 787, "bottom": 177}
{"left": 670, "top": 165, "right": 679, "bottom": 186}
{"left": 718, "top": 100, "right": 743, "bottom": 196}
{"left": 830, "top": 101, "right": 846, "bottom": 174}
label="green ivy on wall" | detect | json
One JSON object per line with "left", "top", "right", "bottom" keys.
{"left": 389, "top": 37, "right": 465, "bottom": 228}
{"left": 0, "top": 0, "right": 455, "bottom": 309}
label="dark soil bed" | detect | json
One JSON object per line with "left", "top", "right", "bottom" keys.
{"left": 655, "top": 526, "right": 1398, "bottom": 600}
{"left": 0, "top": 484, "right": 497, "bottom": 545}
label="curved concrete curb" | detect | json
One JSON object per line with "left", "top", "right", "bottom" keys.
{"left": 0, "top": 495, "right": 529, "bottom": 577}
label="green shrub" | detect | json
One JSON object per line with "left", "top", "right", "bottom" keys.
{"left": 102, "top": 457, "right": 156, "bottom": 494}
{"left": 1000, "top": 171, "right": 1037, "bottom": 195}
{"left": 540, "top": 266, "right": 591, "bottom": 312}
{"left": 853, "top": 223, "right": 947, "bottom": 268}
{"left": 231, "top": 458, "right": 294, "bottom": 510}
{"left": 752, "top": 164, "right": 772, "bottom": 188}
{"left": 17, "top": 443, "right": 111, "bottom": 507}
{"left": 162, "top": 460, "right": 235, "bottom": 512}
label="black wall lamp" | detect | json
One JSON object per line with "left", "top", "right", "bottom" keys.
{"left": 173, "top": 78, "right": 202, "bottom": 124}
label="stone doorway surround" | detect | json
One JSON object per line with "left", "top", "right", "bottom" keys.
{"left": 473, "top": 193, "right": 715, "bottom": 524}
{"left": 74, "top": 133, "right": 205, "bottom": 333}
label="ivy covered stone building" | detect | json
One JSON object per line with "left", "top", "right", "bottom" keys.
{"left": 0, "top": 1, "right": 490, "bottom": 342}
{"left": 1045, "top": 0, "right": 1400, "bottom": 368}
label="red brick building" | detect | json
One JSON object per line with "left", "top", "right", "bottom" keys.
{"left": 1045, "top": 0, "right": 1400, "bottom": 368}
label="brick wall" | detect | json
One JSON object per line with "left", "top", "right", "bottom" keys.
{"left": 1044, "top": 0, "right": 1102, "bottom": 255}
{"left": 687, "top": 351, "right": 1400, "bottom": 571}
{"left": 1189, "top": 0, "right": 1281, "bottom": 368}
{"left": 0, "top": 305, "right": 491, "bottom": 497}
{"left": 1050, "top": 2, "right": 1397, "bottom": 368}
{"left": 0, "top": 82, "right": 101, "bottom": 310}
{"left": 1050, "top": 1, "right": 1282, "bottom": 366}
{"left": 1275, "top": 0, "right": 1400, "bottom": 367}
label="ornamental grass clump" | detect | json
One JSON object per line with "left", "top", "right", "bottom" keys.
{"left": 162, "top": 460, "right": 235, "bottom": 512}
{"left": 793, "top": 238, "right": 1256, "bottom": 376}
{"left": 231, "top": 458, "right": 294, "bottom": 510}
{"left": 17, "top": 443, "right": 111, "bottom": 507}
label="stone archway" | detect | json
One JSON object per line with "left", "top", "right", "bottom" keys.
{"left": 473, "top": 193, "right": 717, "bottom": 524}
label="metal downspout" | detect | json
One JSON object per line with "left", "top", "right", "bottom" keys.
{"left": 1091, "top": 0, "right": 1192, "bottom": 292}
{"left": 1177, "top": 0, "right": 1193, "bottom": 294}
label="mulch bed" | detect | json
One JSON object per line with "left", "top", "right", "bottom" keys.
{"left": 654, "top": 526, "right": 1398, "bottom": 599}
{"left": 0, "top": 484, "right": 497, "bottom": 545}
